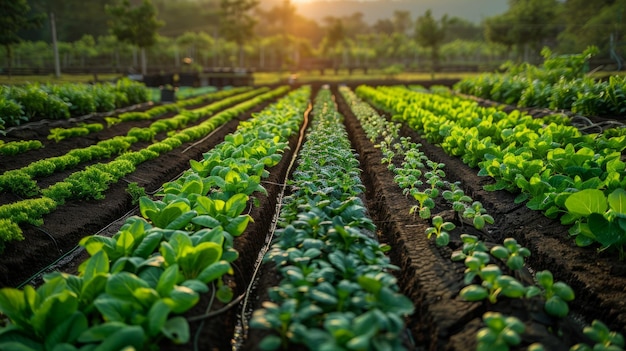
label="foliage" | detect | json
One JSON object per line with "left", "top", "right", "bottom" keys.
{"left": 0, "top": 140, "right": 42, "bottom": 156}
{"left": 47, "top": 123, "right": 103, "bottom": 142}
{"left": 251, "top": 88, "right": 413, "bottom": 350}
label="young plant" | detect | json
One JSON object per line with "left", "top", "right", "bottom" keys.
{"left": 462, "top": 201, "right": 495, "bottom": 230}
{"left": 425, "top": 215, "right": 455, "bottom": 246}
{"left": 529, "top": 270, "right": 575, "bottom": 318}
{"left": 460, "top": 264, "right": 527, "bottom": 304}
{"left": 570, "top": 320, "right": 625, "bottom": 351}
{"left": 450, "top": 234, "right": 488, "bottom": 262}
{"left": 409, "top": 190, "right": 435, "bottom": 219}
{"left": 490, "top": 238, "right": 531, "bottom": 270}
{"left": 476, "top": 312, "right": 525, "bottom": 351}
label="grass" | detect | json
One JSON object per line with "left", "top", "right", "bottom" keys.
{"left": 253, "top": 69, "right": 482, "bottom": 85}
{"left": 0, "top": 73, "right": 124, "bottom": 85}
{"left": 0, "top": 70, "right": 480, "bottom": 86}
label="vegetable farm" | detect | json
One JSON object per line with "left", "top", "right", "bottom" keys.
{"left": 1, "top": 71, "right": 626, "bottom": 351}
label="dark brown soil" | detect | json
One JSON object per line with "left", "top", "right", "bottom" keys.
{"left": 0, "top": 81, "right": 625, "bottom": 351}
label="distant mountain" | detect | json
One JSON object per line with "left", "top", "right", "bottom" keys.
{"left": 259, "top": 0, "right": 509, "bottom": 24}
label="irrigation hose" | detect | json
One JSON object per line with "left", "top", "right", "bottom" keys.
{"left": 192, "top": 283, "right": 217, "bottom": 351}
{"left": 15, "top": 165, "right": 189, "bottom": 289}
{"left": 232, "top": 100, "right": 312, "bottom": 351}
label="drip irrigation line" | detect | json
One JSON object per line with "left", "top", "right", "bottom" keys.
{"left": 28, "top": 224, "right": 61, "bottom": 254}
{"left": 189, "top": 293, "right": 245, "bottom": 323}
{"left": 14, "top": 164, "right": 191, "bottom": 290}
{"left": 181, "top": 122, "right": 229, "bottom": 154}
{"left": 193, "top": 283, "right": 217, "bottom": 351}
{"left": 232, "top": 101, "right": 312, "bottom": 350}
{"left": 4, "top": 102, "right": 153, "bottom": 134}
{"left": 16, "top": 205, "right": 139, "bottom": 289}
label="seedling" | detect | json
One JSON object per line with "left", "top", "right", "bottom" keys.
{"left": 426, "top": 215, "right": 455, "bottom": 246}
{"left": 529, "top": 270, "right": 575, "bottom": 318}
{"left": 476, "top": 312, "right": 525, "bottom": 351}
{"left": 570, "top": 320, "right": 625, "bottom": 351}
{"left": 409, "top": 190, "right": 435, "bottom": 219}
{"left": 451, "top": 234, "right": 488, "bottom": 261}
{"left": 462, "top": 201, "right": 495, "bottom": 230}
{"left": 490, "top": 238, "right": 531, "bottom": 270}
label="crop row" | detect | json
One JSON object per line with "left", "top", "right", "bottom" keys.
{"left": 0, "top": 87, "right": 267, "bottom": 199}
{"left": 0, "top": 87, "right": 286, "bottom": 253}
{"left": 356, "top": 85, "right": 626, "bottom": 259}
{"left": 454, "top": 47, "right": 626, "bottom": 117}
{"left": 341, "top": 86, "right": 625, "bottom": 351}
{"left": 0, "top": 88, "right": 248, "bottom": 158}
{"left": 250, "top": 87, "right": 414, "bottom": 351}
{"left": 0, "top": 86, "right": 311, "bottom": 351}
{"left": 0, "top": 79, "right": 149, "bottom": 132}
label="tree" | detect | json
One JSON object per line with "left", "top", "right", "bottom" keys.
{"left": 392, "top": 10, "right": 412, "bottom": 36}
{"left": 415, "top": 9, "right": 448, "bottom": 72}
{"left": 484, "top": 13, "right": 516, "bottom": 53}
{"left": 219, "top": 0, "right": 259, "bottom": 67}
{"left": 0, "top": 0, "right": 44, "bottom": 77}
{"left": 106, "top": 0, "right": 163, "bottom": 75}
{"left": 484, "top": 0, "right": 561, "bottom": 62}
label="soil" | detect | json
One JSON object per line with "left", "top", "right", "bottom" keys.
{"left": 0, "top": 81, "right": 625, "bottom": 350}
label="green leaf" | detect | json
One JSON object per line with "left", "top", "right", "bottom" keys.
{"left": 588, "top": 213, "right": 623, "bottom": 248}
{"left": 91, "top": 325, "right": 144, "bottom": 351}
{"left": 156, "top": 264, "right": 179, "bottom": 297}
{"left": 32, "top": 291, "right": 79, "bottom": 338}
{"left": 357, "top": 275, "right": 382, "bottom": 294}
{"left": 216, "top": 283, "right": 233, "bottom": 303}
{"left": 196, "top": 261, "right": 232, "bottom": 284}
{"left": 608, "top": 188, "right": 626, "bottom": 218}
{"left": 165, "top": 286, "right": 199, "bottom": 313}
{"left": 258, "top": 335, "right": 282, "bottom": 350}
{"left": 565, "top": 189, "right": 607, "bottom": 216}
{"left": 225, "top": 215, "right": 251, "bottom": 236}
{"left": 165, "top": 210, "right": 197, "bottom": 230}
{"left": 460, "top": 285, "right": 488, "bottom": 301}
{"left": 147, "top": 300, "right": 170, "bottom": 337}
{"left": 0, "top": 288, "right": 28, "bottom": 326}
{"left": 132, "top": 230, "right": 163, "bottom": 258}
{"left": 161, "top": 316, "right": 189, "bottom": 344}
{"left": 139, "top": 197, "right": 159, "bottom": 221}
{"left": 114, "top": 230, "right": 134, "bottom": 257}
{"left": 76, "top": 322, "right": 127, "bottom": 343}
{"left": 105, "top": 272, "right": 150, "bottom": 301}
{"left": 82, "top": 251, "right": 109, "bottom": 283}
{"left": 544, "top": 296, "right": 569, "bottom": 318}
{"left": 44, "top": 312, "right": 88, "bottom": 349}
{"left": 553, "top": 282, "right": 575, "bottom": 301}
{"left": 191, "top": 215, "right": 221, "bottom": 229}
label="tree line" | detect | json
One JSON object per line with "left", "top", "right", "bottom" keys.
{"left": 1, "top": 0, "right": 624, "bottom": 75}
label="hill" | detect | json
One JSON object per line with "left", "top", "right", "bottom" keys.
{"left": 259, "top": 0, "right": 509, "bottom": 24}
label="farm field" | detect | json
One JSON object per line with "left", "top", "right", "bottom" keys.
{"left": 0, "top": 81, "right": 625, "bottom": 351}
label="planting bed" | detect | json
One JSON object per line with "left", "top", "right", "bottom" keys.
{"left": 0, "top": 82, "right": 625, "bottom": 351}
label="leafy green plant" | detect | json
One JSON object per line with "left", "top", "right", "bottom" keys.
{"left": 126, "top": 182, "right": 146, "bottom": 205}
{"left": 409, "top": 191, "right": 435, "bottom": 219}
{"left": 529, "top": 270, "right": 575, "bottom": 318}
{"left": 47, "top": 123, "right": 103, "bottom": 142}
{"left": 462, "top": 201, "right": 495, "bottom": 229}
{"left": 476, "top": 312, "right": 525, "bottom": 351}
{"left": 570, "top": 320, "right": 625, "bottom": 351}
{"left": 426, "top": 215, "right": 455, "bottom": 246}
{"left": 490, "top": 238, "right": 530, "bottom": 270}
{"left": 0, "top": 140, "right": 43, "bottom": 156}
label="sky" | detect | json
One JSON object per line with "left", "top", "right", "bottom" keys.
{"left": 262, "top": 0, "right": 510, "bottom": 24}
